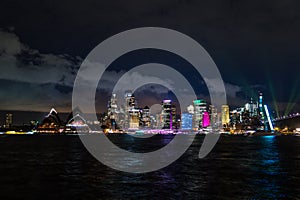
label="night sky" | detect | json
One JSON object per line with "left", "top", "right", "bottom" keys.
{"left": 1, "top": 0, "right": 300, "bottom": 123}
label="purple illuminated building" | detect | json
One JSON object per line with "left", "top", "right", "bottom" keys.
{"left": 202, "top": 111, "right": 210, "bottom": 128}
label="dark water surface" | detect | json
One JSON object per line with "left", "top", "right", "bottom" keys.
{"left": 0, "top": 134, "right": 299, "bottom": 200}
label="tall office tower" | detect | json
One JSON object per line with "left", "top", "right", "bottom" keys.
{"left": 258, "top": 92, "right": 263, "bottom": 118}
{"left": 171, "top": 104, "right": 177, "bottom": 129}
{"left": 221, "top": 105, "right": 230, "bottom": 127}
{"left": 245, "top": 98, "right": 258, "bottom": 117}
{"left": 237, "top": 107, "right": 244, "bottom": 122}
{"left": 107, "top": 94, "right": 119, "bottom": 130}
{"left": 123, "top": 91, "right": 139, "bottom": 129}
{"left": 230, "top": 110, "right": 239, "bottom": 129}
{"left": 124, "top": 91, "right": 134, "bottom": 128}
{"left": 156, "top": 113, "right": 163, "bottom": 129}
{"left": 209, "top": 105, "right": 218, "bottom": 127}
{"left": 187, "top": 104, "right": 194, "bottom": 114}
{"left": 149, "top": 115, "right": 157, "bottom": 129}
{"left": 162, "top": 100, "right": 172, "bottom": 129}
{"left": 193, "top": 99, "right": 206, "bottom": 129}
{"left": 124, "top": 91, "right": 132, "bottom": 109}
{"left": 202, "top": 111, "right": 210, "bottom": 128}
{"left": 141, "top": 106, "right": 151, "bottom": 127}
{"left": 258, "top": 92, "right": 266, "bottom": 130}
{"left": 5, "top": 113, "right": 13, "bottom": 128}
{"left": 108, "top": 94, "right": 118, "bottom": 116}
{"left": 181, "top": 113, "right": 193, "bottom": 130}
{"left": 129, "top": 108, "right": 140, "bottom": 129}
{"left": 129, "top": 94, "right": 135, "bottom": 108}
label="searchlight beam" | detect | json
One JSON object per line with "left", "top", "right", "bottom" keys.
{"left": 264, "top": 105, "right": 274, "bottom": 132}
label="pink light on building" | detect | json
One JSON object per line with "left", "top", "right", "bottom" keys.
{"left": 202, "top": 111, "right": 210, "bottom": 128}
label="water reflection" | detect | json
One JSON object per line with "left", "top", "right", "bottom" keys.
{"left": 249, "top": 136, "right": 285, "bottom": 199}
{"left": 0, "top": 135, "right": 299, "bottom": 199}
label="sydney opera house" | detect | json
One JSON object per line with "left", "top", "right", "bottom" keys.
{"left": 37, "top": 108, "right": 90, "bottom": 134}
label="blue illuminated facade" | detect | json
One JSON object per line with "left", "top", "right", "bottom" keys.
{"left": 181, "top": 113, "right": 193, "bottom": 130}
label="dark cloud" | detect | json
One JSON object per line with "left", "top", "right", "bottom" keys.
{"left": 0, "top": 0, "right": 299, "bottom": 115}
{"left": 0, "top": 79, "right": 72, "bottom": 112}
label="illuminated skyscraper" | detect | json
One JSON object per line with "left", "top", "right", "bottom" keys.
{"left": 129, "top": 94, "right": 135, "bottom": 108}
{"left": 5, "top": 113, "right": 13, "bottom": 128}
{"left": 122, "top": 91, "right": 141, "bottom": 129}
{"left": 258, "top": 92, "right": 267, "bottom": 130}
{"left": 124, "top": 91, "right": 134, "bottom": 128}
{"left": 107, "top": 94, "right": 120, "bottom": 130}
{"left": 141, "top": 106, "right": 151, "bottom": 127}
{"left": 221, "top": 105, "right": 230, "bottom": 127}
{"left": 245, "top": 98, "right": 258, "bottom": 117}
{"left": 187, "top": 104, "right": 194, "bottom": 114}
{"left": 259, "top": 92, "right": 263, "bottom": 118}
{"left": 202, "top": 111, "right": 210, "bottom": 128}
{"left": 129, "top": 108, "right": 140, "bottom": 129}
{"left": 156, "top": 113, "right": 163, "bottom": 129}
{"left": 181, "top": 113, "right": 193, "bottom": 130}
{"left": 162, "top": 99, "right": 172, "bottom": 129}
{"left": 108, "top": 94, "right": 118, "bottom": 117}
{"left": 209, "top": 105, "right": 218, "bottom": 127}
{"left": 171, "top": 104, "right": 177, "bottom": 129}
{"left": 124, "top": 91, "right": 133, "bottom": 110}
{"left": 193, "top": 99, "right": 206, "bottom": 129}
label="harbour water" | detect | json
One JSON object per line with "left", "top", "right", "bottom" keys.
{"left": 0, "top": 134, "right": 299, "bottom": 199}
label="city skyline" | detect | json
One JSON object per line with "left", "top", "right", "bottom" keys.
{"left": 0, "top": 90, "right": 298, "bottom": 126}
{"left": 0, "top": 90, "right": 293, "bottom": 132}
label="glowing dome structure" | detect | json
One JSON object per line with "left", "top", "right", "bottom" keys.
{"left": 37, "top": 108, "right": 63, "bottom": 134}
{"left": 64, "top": 107, "right": 90, "bottom": 134}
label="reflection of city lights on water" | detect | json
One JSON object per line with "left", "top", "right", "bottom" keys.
{"left": 262, "top": 135, "right": 276, "bottom": 139}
